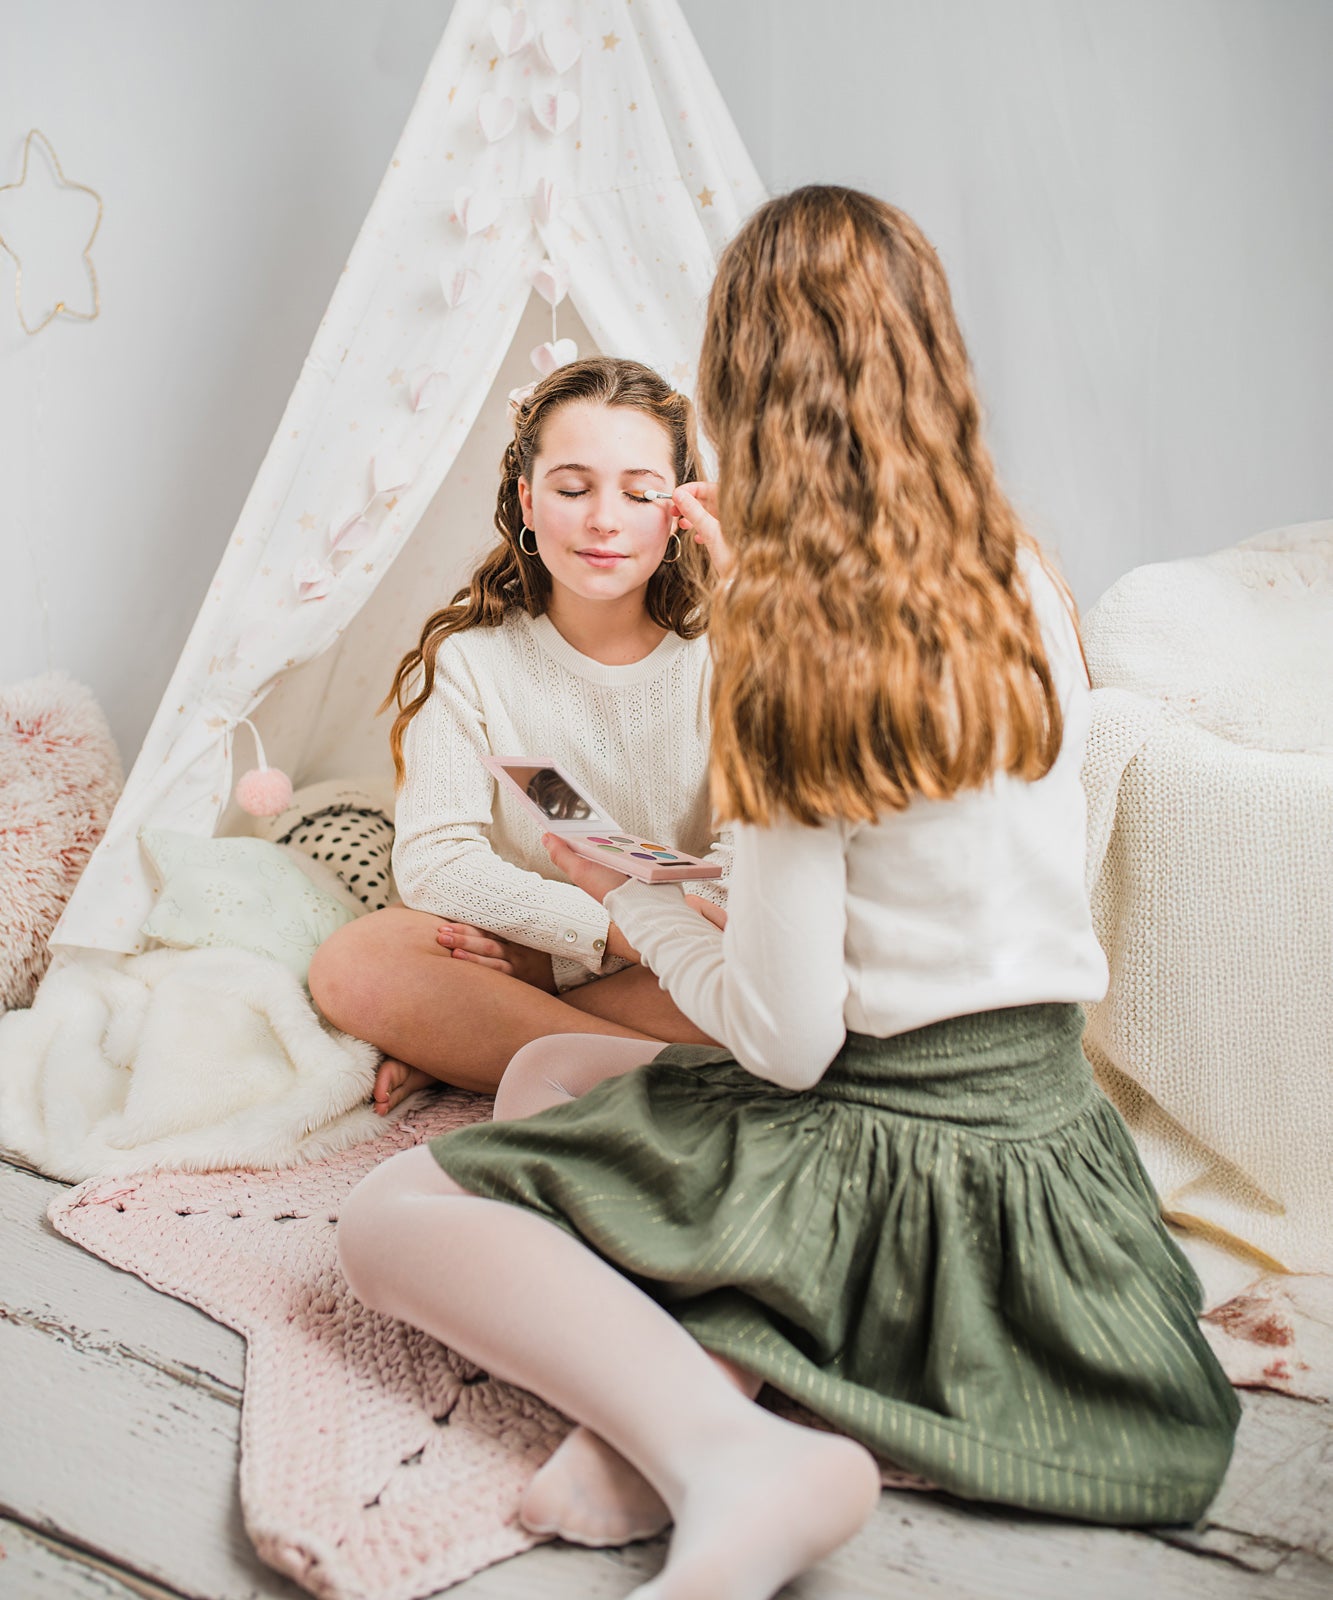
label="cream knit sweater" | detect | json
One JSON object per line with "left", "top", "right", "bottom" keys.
{"left": 392, "top": 610, "right": 729, "bottom": 988}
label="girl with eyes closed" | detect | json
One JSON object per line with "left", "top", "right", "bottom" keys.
{"left": 307, "top": 357, "right": 731, "bottom": 1110}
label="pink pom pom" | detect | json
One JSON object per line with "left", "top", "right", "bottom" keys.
{"left": 235, "top": 766, "right": 294, "bottom": 817}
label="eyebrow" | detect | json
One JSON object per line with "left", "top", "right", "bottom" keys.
{"left": 543, "top": 463, "right": 667, "bottom": 482}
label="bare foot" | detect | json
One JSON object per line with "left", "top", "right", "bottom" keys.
{"left": 628, "top": 1418, "right": 880, "bottom": 1600}
{"left": 372, "top": 1056, "right": 436, "bottom": 1116}
{"left": 521, "top": 1425, "right": 670, "bottom": 1547}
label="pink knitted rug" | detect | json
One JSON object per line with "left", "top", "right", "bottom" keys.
{"left": 47, "top": 1092, "right": 567, "bottom": 1600}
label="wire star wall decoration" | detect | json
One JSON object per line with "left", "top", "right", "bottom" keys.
{"left": 0, "top": 128, "right": 103, "bottom": 335}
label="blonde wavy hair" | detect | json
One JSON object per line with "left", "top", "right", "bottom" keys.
{"left": 697, "top": 185, "right": 1073, "bottom": 827}
{"left": 385, "top": 357, "right": 707, "bottom": 783}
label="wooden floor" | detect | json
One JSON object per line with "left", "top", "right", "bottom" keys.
{"left": 4, "top": 1147, "right": 1330, "bottom": 1600}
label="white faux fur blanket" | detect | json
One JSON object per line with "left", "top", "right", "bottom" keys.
{"left": 0, "top": 946, "right": 384, "bottom": 1181}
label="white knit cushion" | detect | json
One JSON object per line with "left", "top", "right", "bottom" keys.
{"left": 1084, "top": 520, "right": 1333, "bottom": 752}
{"left": 0, "top": 673, "right": 123, "bottom": 1011}
{"left": 1081, "top": 521, "right": 1333, "bottom": 1272}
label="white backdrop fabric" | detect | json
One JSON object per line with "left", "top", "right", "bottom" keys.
{"left": 53, "top": 0, "right": 765, "bottom": 955}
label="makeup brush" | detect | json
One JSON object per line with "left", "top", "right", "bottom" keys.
{"left": 626, "top": 488, "right": 676, "bottom": 504}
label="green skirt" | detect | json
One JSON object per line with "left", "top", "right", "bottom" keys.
{"left": 430, "top": 1004, "right": 1239, "bottom": 1526}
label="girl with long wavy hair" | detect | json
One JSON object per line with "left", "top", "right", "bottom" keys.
{"left": 338, "top": 189, "right": 1239, "bottom": 1597}
{"left": 309, "top": 357, "right": 731, "bottom": 1109}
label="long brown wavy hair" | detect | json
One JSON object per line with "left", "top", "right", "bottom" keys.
{"left": 386, "top": 357, "right": 707, "bottom": 782}
{"left": 697, "top": 185, "right": 1072, "bottom": 827}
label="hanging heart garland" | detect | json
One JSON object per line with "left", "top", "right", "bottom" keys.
{"left": 488, "top": 6, "right": 533, "bottom": 56}
{"left": 530, "top": 259, "right": 569, "bottom": 307}
{"left": 531, "top": 179, "right": 561, "bottom": 227}
{"left": 372, "top": 453, "right": 412, "bottom": 497}
{"left": 410, "top": 367, "right": 451, "bottom": 411}
{"left": 293, "top": 558, "right": 334, "bottom": 602}
{"left": 453, "top": 187, "right": 502, "bottom": 237}
{"left": 441, "top": 266, "right": 480, "bottom": 309}
{"left": 539, "top": 24, "right": 581, "bottom": 75}
{"left": 531, "top": 90, "right": 580, "bottom": 137}
{"left": 330, "top": 509, "right": 375, "bottom": 553}
{"left": 530, "top": 338, "right": 579, "bottom": 376}
{"left": 477, "top": 93, "right": 517, "bottom": 143}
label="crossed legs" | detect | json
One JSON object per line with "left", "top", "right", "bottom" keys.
{"left": 337, "top": 1144, "right": 881, "bottom": 1599}
{"left": 308, "top": 906, "right": 716, "bottom": 1101}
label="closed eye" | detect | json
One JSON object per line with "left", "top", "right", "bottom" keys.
{"left": 556, "top": 489, "right": 589, "bottom": 498}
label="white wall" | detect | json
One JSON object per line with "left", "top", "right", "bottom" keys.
{"left": 2, "top": 0, "right": 1330, "bottom": 762}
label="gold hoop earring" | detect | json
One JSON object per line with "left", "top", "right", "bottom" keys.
{"left": 519, "top": 526, "right": 539, "bottom": 557}
{"left": 661, "top": 531, "right": 682, "bottom": 565}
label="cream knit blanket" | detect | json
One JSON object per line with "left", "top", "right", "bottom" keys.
{"left": 1081, "top": 521, "right": 1333, "bottom": 1273}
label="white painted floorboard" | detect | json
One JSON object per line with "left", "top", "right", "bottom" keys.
{"left": 4, "top": 1152, "right": 1330, "bottom": 1600}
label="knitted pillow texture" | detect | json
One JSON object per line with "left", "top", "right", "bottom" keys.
{"left": 256, "top": 778, "right": 397, "bottom": 911}
{"left": 1083, "top": 519, "right": 1333, "bottom": 753}
{"left": 1, "top": 673, "right": 123, "bottom": 1011}
{"left": 140, "top": 830, "right": 360, "bottom": 983}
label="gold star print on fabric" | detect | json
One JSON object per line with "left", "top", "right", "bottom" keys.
{"left": 603, "top": 31, "right": 621, "bottom": 49}
{"left": 0, "top": 129, "right": 103, "bottom": 335}
{"left": 697, "top": 187, "right": 715, "bottom": 208}
{"left": 388, "top": 368, "right": 405, "bottom": 386}
{"left": 297, "top": 513, "right": 316, "bottom": 531}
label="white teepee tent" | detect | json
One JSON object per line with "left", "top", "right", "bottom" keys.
{"left": 53, "top": 0, "right": 765, "bottom": 956}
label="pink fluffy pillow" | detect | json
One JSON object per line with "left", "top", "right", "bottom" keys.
{"left": 0, "top": 673, "right": 123, "bottom": 1010}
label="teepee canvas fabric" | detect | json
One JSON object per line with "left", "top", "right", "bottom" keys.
{"left": 54, "top": 0, "right": 764, "bottom": 955}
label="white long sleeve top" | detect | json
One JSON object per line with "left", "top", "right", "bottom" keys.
{"left": 605, "top": 560, "right": 1109, "bottom": 1088}
{"left": 392, "top": 609, "right": 729, "bottom": 986}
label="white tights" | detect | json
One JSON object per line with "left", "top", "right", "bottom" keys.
{"left": 338, "top": 1034, "right": 880, "bottom": 1598}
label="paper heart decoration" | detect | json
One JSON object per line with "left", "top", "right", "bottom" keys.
{"left": 531, "top": 178, "right": 561, "bottom": 227}
{"left": 453, "top": 187, "right": 502, "bottom": 237}
{"left": 373, "top": 453, "right": 412, "bottom": 495}
{"left": 539, "top": 24, "right": 581, "bottom": 75}
{"left": 530, "top": 258, "right": 569, "bottom": 307}
{"left": 488, "top": 5, "right": 532, "bottom": 55}
{"left": 531, "top": 89, "right": 580, "bottom": 136}
{"left": 214, "top": 624, "right": 270, "bottom": 673}
{"left": 411, "top": 367, "right": 451, "bottom": 411}
{"left": 530, "top": 338, "right": 578, "bottom": 376}
{"left": 293, "top": 558, "right": 333, "bottom": 601}
{"left": 441, "top": 266, "right": 480, "bottom": 309}
{"left": 477, "top": 92, "right": 516, "bottom": 143}
{"left": 328, "top": 512, "right": 374, "bottom": 554}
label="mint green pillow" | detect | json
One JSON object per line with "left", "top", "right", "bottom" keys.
{"left": 140, "top": 829, "right": 360, "bottom": 983}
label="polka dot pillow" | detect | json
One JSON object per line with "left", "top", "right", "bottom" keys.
{"left": 256, "top": 779, "right": 396, "bottom": 912}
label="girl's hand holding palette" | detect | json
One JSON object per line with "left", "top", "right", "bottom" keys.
{"left": 483, "top": 756, "right": 722, "bottom": 884}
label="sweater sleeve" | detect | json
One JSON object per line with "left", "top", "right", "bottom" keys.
{"left": 605, "top": 817, "right": 849, "bottom": 1087}
{"left": 391, "top": 645, "right": 611, "bottom": 971}
{"left": 679, "top": 824, "right": 733, "bottom": 910}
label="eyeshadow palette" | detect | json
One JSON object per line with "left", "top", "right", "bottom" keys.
{"left": 482, "top": 755, "right": 723, "bottom": 884}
